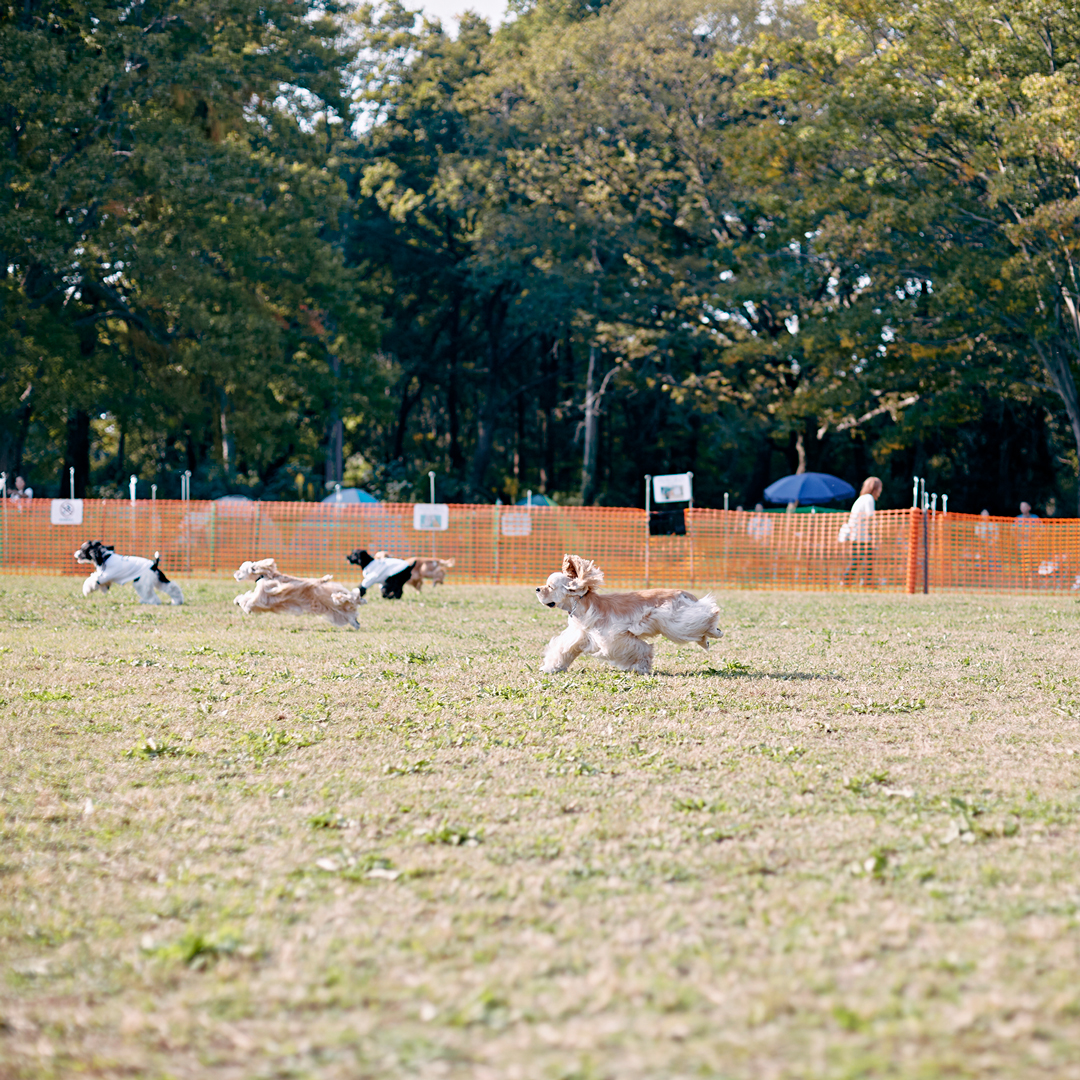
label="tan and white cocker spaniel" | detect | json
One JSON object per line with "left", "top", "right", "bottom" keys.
{"left": 375, "top": 551, "right": 454, "bottom": 591}
{"left": 536, "top": 554, "right": 722, "bottom": 674}
{"left": 233, "top": 559, "right": 363, "bottom": 629}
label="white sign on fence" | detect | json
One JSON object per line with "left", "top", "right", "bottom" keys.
{"left": 500, "top": 512, "right": 532, "bottom": 537}
{"left": 652, "top": 472, "right": 693, "bottom": 504}
{"left": 413, "top": 503, "right": 449, "bottom": 531}
{"left": 50, "top": 499, "right": 84, "bottom": 525}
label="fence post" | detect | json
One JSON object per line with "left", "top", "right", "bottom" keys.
{"left": 905, "top": 507, "right": 920, "bottom": 594}
{"left": 688, "top": 471, "right": 694, "bottom": 589}
{"left": 644, "top": 475, "right": 651, "bottom": 587}
{"left": 923, "top": 503, "right": 929, "bottom": 594}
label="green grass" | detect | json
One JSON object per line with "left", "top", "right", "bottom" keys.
{"left": 2, "top": 577, "right": 1080, "bottom": 1078}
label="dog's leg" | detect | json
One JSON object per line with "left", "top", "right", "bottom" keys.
{"left": 155, "top": 576, "right": 185, "bottom": 605}
{"left": 82, "top": 572, "right": 104, "bottom": 597}
{"left": 605, "top": 633, "right": 654, "bottom": 674}
{"left": 133, "top": 576, "right": 160, "bottom": 605}
{"left": 541, "top": 625, "right": 589, "bottom": 673}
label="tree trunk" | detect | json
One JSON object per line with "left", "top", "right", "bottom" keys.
{"left": 1032, "top": 335, "right": 1080, "bottom": 516}
{"left": 540, "top": 337, "right": 557, "bottom": 493}
{"left": 325, "top": 415, "right": 343, "bottom": 487}
{"left": 0, "top": 387, "right": 33, "bottom": 478}
{"left": 219, "top": 388, "right": 234, "bottom": 481}
{"left": 1053, "top": 293, "right": 1080, "bottom": 515}
{"left": 60, "top": 409, "right": 91, "bottom": 498}
{"left": 581, "top": 345, "right": 600, "bottom": 506}
{"left": 448, "top": 299, "right": 464, "bottom": 473}
{"left": 469, "top": 387, "right": 500, "bottom": 498}
{"left": 581, "top": 346, "right": 620, "bottom": 506}
{"left": 513, "top": 392, "right": 525, "bottom": 485}
{"left": 390, "top": 374, "right": 423, "bottom": 461}
{"left": 324, "top": 353, "right": 343, "bottom": 487}
{"left": 467, "top": 291, "right": 509, "bottom": 498}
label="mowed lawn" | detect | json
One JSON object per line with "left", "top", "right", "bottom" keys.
{"left": 2, "top": 577, "right": 1080, "bottom": 1080}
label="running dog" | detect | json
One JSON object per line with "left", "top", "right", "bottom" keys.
{"left": 346, "top": 549, "right": 416, "bottom": 599}
{"left": 233, "top": 559, "right": 363, "bottom": 628}
{"left": 535, "top": 554, "right": 722, "bottom": 674}
{"left": 74, "top": 540, "right": 184, "bottom": 605}
{"left": 377, "top": 553, "right": 454, "bottom": 591}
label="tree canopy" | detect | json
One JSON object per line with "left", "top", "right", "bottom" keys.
{"left": 3, "top": 0, "right": 1078, "bottom": 512}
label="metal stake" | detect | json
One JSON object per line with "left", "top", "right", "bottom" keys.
{"left": 644, "top": 474, "right": 651, "bottom": 587}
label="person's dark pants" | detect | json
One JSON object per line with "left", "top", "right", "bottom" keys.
{"left": 842, "top": 542, "right": 873, "bottom": 587}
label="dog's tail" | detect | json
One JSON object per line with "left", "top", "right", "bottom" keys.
{"left": 438, "top": 558, "right": 455, "bottom": 568}
{"left": 150, "top": 551, "right": 173, "bottom": 584}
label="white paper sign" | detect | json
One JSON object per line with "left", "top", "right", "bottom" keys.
{"left": 413, "top": 503, "right": 449, "bottom": 531}
{"left": 652, "top": 473, "right": 693, "bottom": 504}
{"left": 501, "top": 512, "right": 532, "bottom": 537}
{"left": 51, "top": 499, "right": 84, "bottom": 525}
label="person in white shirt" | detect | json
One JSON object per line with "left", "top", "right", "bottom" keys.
{"left": 974, "top": 509, "right": 1000, "bottom": 577}
{"left": 841, "top": 476, "right": 882, "bottom": 587}
{"left": 9, "top": 475, "right": 33, "bottom": 502}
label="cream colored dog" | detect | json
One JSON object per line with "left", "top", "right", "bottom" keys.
{"left": 374, "top": 551, "right": 454, "bottom": 591}
{"left": 535, "top": 554, "right": 722, "bottom": 674}
{"left": 233, "top": 559, "right": 363, "bottom": 629}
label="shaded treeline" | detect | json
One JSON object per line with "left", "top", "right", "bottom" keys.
{"left": 4, "top": 0, "right": 1079, "bottom": 512}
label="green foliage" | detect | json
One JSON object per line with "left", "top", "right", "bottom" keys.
{"left": 5, "top": 0, "right": 1080, "bottom": 512}
{"left": 1, "top": 0, "right": 384, "bottom": 496}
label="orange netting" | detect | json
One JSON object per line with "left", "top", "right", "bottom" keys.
{"left": 0, "top": 501, "right": 1075, "bottom": 593}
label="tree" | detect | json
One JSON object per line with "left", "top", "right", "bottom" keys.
{"left": 1, "top": 0, "right": 382, "bottom": 497}
{"left": 758, "top": 0, "right": 1080, "bottom": 509}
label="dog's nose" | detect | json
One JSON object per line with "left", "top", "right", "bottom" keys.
{"left": 535, "top": 587, "right": 540, "bottom": 592}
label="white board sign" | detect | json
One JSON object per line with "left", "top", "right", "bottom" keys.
{"left": 652, "top": 473, "right": 693, "bottom": 504}
{"left": 51, "top": 499, "right": 84, "bottom": 525}
{"left": 500, "top": 512, "right": 532, "bottom": 537}
{"left": 413, "top": 503, "right": 449, "bottom": 531}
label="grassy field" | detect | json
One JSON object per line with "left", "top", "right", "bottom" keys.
{"left": 2, "top": 577, "right": 1080, "bottom": 1079}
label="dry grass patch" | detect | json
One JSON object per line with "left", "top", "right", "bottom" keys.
{"left": 1, "top": 578, "right": 1080, "bottom": 1078}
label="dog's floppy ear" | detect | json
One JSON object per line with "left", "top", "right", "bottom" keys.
{"left": 563, "top": 554, "right": 603, "bottom": 592}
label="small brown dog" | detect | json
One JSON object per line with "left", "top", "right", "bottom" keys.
{"left": 536, "top": 554, "right": 722, "bottom": 673}
{"left": 233, "top": 559, "right": 363, "bottom": 629}
{"left": 375, "top": 551, "right": 454, "bottom": 591}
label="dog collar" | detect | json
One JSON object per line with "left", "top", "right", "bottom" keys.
{"left": 568, "top": 597, "right": 580, "bottom": 618}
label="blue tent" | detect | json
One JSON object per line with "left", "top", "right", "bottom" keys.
{"left": 763, "top": 472, "right": 856, "bottom": 505}
{"left": 322, "top": 487, "right": 379, "bottom": 505}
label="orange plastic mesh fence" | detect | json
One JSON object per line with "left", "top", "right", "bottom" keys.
{"left": 1, "top": 501, "right": 1076, "bottom": 593}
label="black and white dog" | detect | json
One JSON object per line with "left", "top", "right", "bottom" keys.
{"left": 74, "top": 540, "right": 184, "bottom": 605}
{"left": 346, "top": 548, "right": 416, "bottom": 600}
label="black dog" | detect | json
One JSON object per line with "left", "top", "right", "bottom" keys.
{"left": 346, "top": 548, "right": 416, "bottom": 600}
